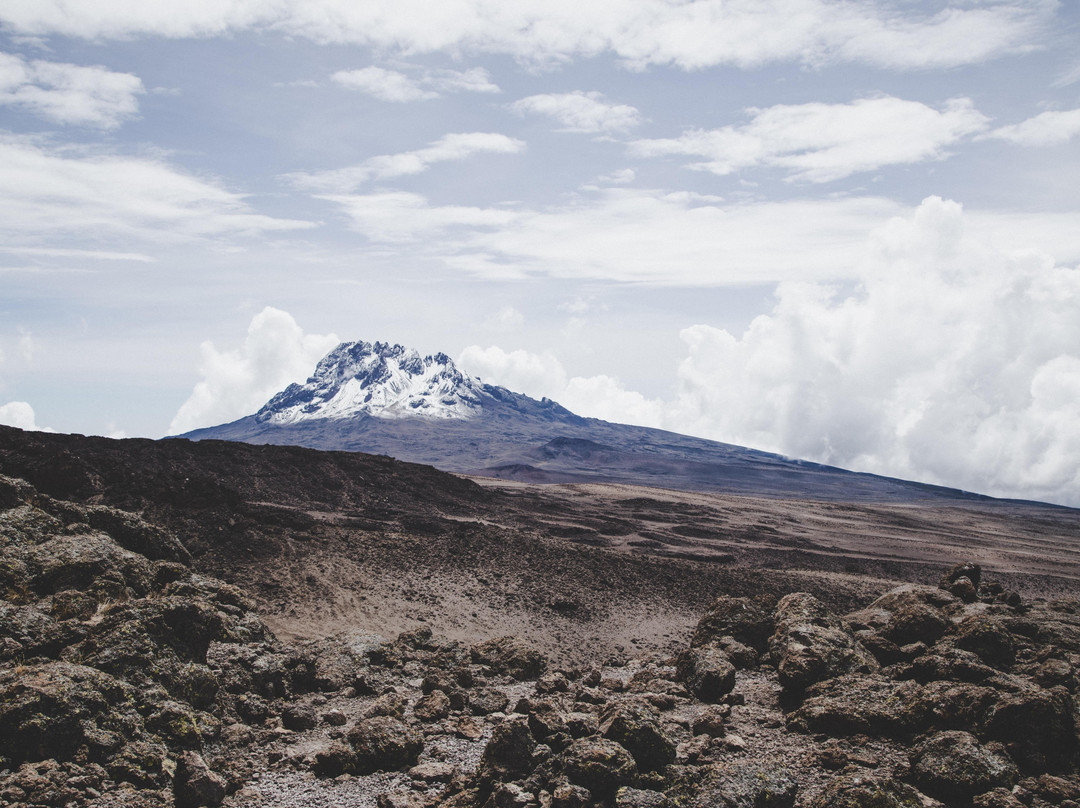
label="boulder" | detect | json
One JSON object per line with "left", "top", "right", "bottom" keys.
{"left": 527, "top": 703, "right": 572, "bottom": 751}
{"left": 599, "top": 703, "right": 676, "bottom": 772}
{"left": 983, "top": 683, "right": 1076, "bottom": 772}
{"left": 347, "top": 716, "right": 424, "bottom": 773}
{"left": 0, "top": 661, "right": 139, "bottom": 765}
{"left": 281, "top": 703, "right": 317, "bottom": 731}
{"left": 690, "top": 596, "right": 775, "bottom": 652}
{"left": 942, "top": 562, "right": 983, "bottom": 593}
{"left": 482, "top": 716, "right": 537, "bottom": 781}
{"left": 972, "top": 788, "right": 1027, "bottom": 808}
{"left": 82, "top": 506, "right": 192, "bottom": 564}
{"left": 769, "top": 593, "right": 878, "bottom": 695}
{"left": 692, "top": 762, "right": 797, "bottom": 808}
{"left": 844, "top": 584, "right": 955, "bottom": 647}
{"left": 675, "top": 647, "right": 736, "bottom": 702}
{"left": 471, "top": 637, "right": 546, "bottom": 680}
{"left": 616, "top": 787, "right": 671, "bottom": 808}
{"left": 906, "top": 647, "right": 997, "bottom": 684}
{"left": 470, "top": 686, "right": 510, "bottom": 715}
{"left": 414, "top": 688, "right": 451, "bottom": 722}
{"left": 953, "top": 615, "right": 1017, "bottom": 670}
{"left": 27, "top": 532, "right": 154, "bottom": 599}
{"left": 560, "top": 737, "right": 638, "bottom": 798}
{"left": 809, "top": 772, "right": 930, "bottom": 808}
{"left": 173, "top": 751, "right": 225, "bottom": 808}
{"left": 690, "top": 705, "right": 730, "bottom": 737}
{"left": 911, "top": 731, "right": 1018, "bottom": 804}
{"left": 789, "top": 674, "right": 931, "bottom": 739}
{"left": 552, "top": 782, "right": 592, "bottom": 808}
{"left": 313, "top": 742, "right": 359, "bottom": 777}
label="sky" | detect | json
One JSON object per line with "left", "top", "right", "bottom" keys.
{"left": 1, "top": 1, "right": 1079, "bottom": 506}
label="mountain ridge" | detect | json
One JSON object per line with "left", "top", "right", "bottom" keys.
{"left": 182, "top": 339, "right": 1052, "bottom": 507}
{"left": 254, "top": 340, "right": 580, "bottom": 425}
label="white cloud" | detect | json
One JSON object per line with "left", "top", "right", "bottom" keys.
{"left": 1054, "top": 63, "right": 1080, "bottom": 88}
{"left": 168, "top": 307, "right": 340, "bottom": 435}
{"left": 429, "top": 67, "right": 499, "bottom": 94}
{"left": 321, "top": 187, "right": 899, "bottom": 283}
{"left": 458, "top": 345, "right": 567, "bottom": 397}
{"left": 331, "top": 66, "right": 438, "bottom": 102}
{"left": 0, "top": 51, "right": 143, "bottom": 128}
{"left": 318, "top": 190, "right": 520, "bottom": 244}
{"left": 561, "top": 375, "right": 665, "bottom": 427}
{"left": 463, "top": 197, "right": 1080, "bottom": 506}
{"left": 0, "top": 246, "right": 154, "bottom": 262}
{"left": 510, "top": 91, "right": 641, "bottom": 134}
{"left": 330, "top": 65, "right": 499, "bottom": 102}
{"left": 487, "top": 306, "right": 525, "bottom": 330}
{"left": 629, "top": 96, "right": 989, "bottom": 182}
{"left": 458, "top": 344, "right": 665, "bottom": 427}
{"left": 595, "top": 168, "right": 635, "bottom": 185}
{"left": 311, "top": 186, "right": 1080, "bottom": 286}
{"left": 0, "top": 1, "right": 1051, "bottom": 71}
{"left": 558, "top": 297, "right": 592, "bottom": 315}
{"left": 665, "top": 196, "right": 1080, "bottom": 506}
{"left": 986, "top": 109, "right": 1080, "bottom": 147}
{"left": 288, "top": 132, "right": 525, "bottom": 192}
{"left": 0, "top": 401, "right": 51, "bottom": 431}
{"left": 0, "top": 138, "right": 314, "bottom": 247}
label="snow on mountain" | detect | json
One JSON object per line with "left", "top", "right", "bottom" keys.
{"left": 255, "top": 341, "right": 487, "bottom": 424}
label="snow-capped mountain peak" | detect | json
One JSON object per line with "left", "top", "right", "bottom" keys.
{"left": 255, "top": 341, "right": 486, "bottom": 424}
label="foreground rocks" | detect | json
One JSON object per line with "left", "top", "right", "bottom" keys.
{"left": 4, "top": 475, "right": 1080, "bottom": 808}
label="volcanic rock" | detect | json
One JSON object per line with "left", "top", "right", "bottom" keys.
{"left": 559, "top": 737, "right": 638, "bottom": 799}
{"left": 347, "top": 716, "right": 424, "bottom": 773}
{"left": 910, "top": 730, "right": 1018, "bottom": 804}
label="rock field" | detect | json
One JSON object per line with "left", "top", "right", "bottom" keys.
{"left": 6, "top": 465, "right": 1080, "bottom": 808}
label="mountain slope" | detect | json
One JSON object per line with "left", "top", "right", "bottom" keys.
{"left": 182, "top": 339, "right": 1025, "bottom": 505}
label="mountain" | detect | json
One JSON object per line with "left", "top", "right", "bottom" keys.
{"left": 253, "top": 341, "right": 565, "bottom": 424}
{"left": 181, "top": 339, "right": 1030, "bottom": 505}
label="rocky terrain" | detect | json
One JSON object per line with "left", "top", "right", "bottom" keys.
{"left": 4, "top": 425, "right": 1080, "bottom": 807}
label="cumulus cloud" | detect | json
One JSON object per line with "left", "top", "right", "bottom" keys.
{"left": 0, "top": 1, "right": 1051, "bottom": 71}
{"left": 986, "top": 109, "right": 1080, "bottom": 147}
{"left": 168, "top": 307, "right": 340, "bottom": 435}
{"left": 331, "top": 67, "right": 438, "bottom": 102}
{"left": 458, "top": 345, "right": 567, "bottom": 398}
{"left": 0, "top": 401, "right": 52, "bottom": 431}
{"left": 509, "top": 91, "right": 641, "bottom": 134}
{"left": 629, "top": 96, "right": 989, "bottom": 182}
{"left": 0, "top": 138, "right": 314, "bottom": 248}
{"left": 666, "top": 197, "right": 1080, "bottom": 506}
{"left": 0, "top": 51, "right": 144, "bottom": 128}
{"left": 458, "top": 344, "right": 665, "bottom": 428}
{"left": 288, "top": 132, "right": 525, "bottom": 192}
{"left": 331, "top": 65, "right": 499, "bottom": 101}
{"left": 461, "top": 198, "right": 1080, "bottom": 506}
